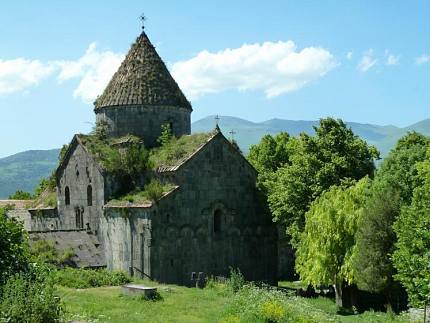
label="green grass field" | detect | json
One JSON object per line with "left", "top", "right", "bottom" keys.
{"left": 57, "top": 281, "right": 415, "bottom": 323}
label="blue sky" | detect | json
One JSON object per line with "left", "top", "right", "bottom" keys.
{"left": 1, "top": 0, "right": 429, "bottom": 157}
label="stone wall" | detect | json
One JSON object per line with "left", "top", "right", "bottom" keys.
{"left": 95, "top": 105, "right": 191, "bottom": 147}
{"left": 152, "top": 133, "right": 278, "bottom": 285}
{"left": 57, "top": 143, "right": 105, "bottom": 234}
{"left": 7, "top": 208, "right": 59, "bottom": 232}
{"left": 101, "top": 207, "right": 152, "bottom": 277}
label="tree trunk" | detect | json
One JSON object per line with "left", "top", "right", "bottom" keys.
{"left": 335, "top": 279, "right": 344, "bottom": 308}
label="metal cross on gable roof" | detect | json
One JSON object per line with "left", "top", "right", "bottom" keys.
{"left": 229, "top": 129, "right": 236, "bottom": 141}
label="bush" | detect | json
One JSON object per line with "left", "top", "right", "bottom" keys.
{"left": 226, "top": 267, "right": 246, "bottom": 293}
{"left": 223, "top": 283, "right": 341, "bottom": 322}
{"left": 223, "top": 285, "right": 291, "bottom": 323}
{"left": 30, "top": 239, "right": 75, "bottom": 266}
{"left": 0, "top": 208, "right": 29, "bottom": 286}
{"left": 144, "top": 180, "right": 166, "bottom": 202}
{"left": 0, "top": 264, "right": 62, "bottom": 323}
{"left": 52, "top": 268, "right": 131, "bottom": 289}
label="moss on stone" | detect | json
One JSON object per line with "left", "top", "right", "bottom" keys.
{"left": 149, "top": 132, "right": 213, "bottom": 168}
{"left": 107, "top": 180, "right": 176, "bottom": 206}
{"left": 79, "top": 132, "right": 213, "bottom": 171}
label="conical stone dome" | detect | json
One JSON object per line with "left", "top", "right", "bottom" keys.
{"left": 95, "top": 31, "right": 191, "bottom": 110}
{"left": 94, "top": 30, "right": 192, "bottom": 147}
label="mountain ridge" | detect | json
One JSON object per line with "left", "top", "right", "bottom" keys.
{"left": 1, "top": 116, "right": 429, "bottom": 198}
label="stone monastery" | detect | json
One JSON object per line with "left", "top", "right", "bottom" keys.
{"left": 5, "top": 27, "right": 278, "bottom": 286}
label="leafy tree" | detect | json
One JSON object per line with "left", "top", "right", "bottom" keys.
{"left": 248, "top": 132, "right": 291, "bottom": 174}
{"left": 268, "top": 118, "right": 379, "bottom": 246}
{"left": 375, "top": 131, "right": 429, "bottom": 204}
{"left": 392, "top": 156, "right": 430, "bottom": 307}
{"left": 157, "top": 123, "right": 173, "bottom": 146}
{"left": 296, "top": 177, "right": 370, "bottom": 307}
{"left": 0, "top": 208, "right": 29, "bottom": 286}
{"left": 353, "top": 132, "right": 429, "bottom": 308}
{"left": 8, "top": 190, "right": 33, "bottom": 200}
{"left": 353, "top": 185, "right": 402, "bottom": 305}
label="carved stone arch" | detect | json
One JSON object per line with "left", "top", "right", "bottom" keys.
{"left": 166, "top": 225, "right": 179, "bottom": 239}
{"left": 228, "top": 226, "right": 241, "bottom": 237}
{"left": 243, "top": 227, "right": 253, "bottom": 236}
{"left": 256, "top": 226, "right": 263, "bottom": 236}
{"left": 196, "top": 226, "right": 207, "bottom": 244}
{"left": 180, "top": 225, "right": 195, "bottom": 239}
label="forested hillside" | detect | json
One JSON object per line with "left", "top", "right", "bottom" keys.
{"left": 0, "top": 149, "right": 59, "bottom": 199}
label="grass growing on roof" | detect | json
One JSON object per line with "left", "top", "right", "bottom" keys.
{"left": 78, "top": 134, "right": 145, "bottom": 169}
{"left": 107, "top": 180, "right": 176, "bottom": 206}
{"left": 149, "top": 133, "right": 213, "bottom": 168}
{"left": 31, "top": 189, "right": 57, "bottom": 208}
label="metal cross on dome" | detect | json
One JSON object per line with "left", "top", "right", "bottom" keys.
{"left": 140, "top": 13, "right": 147, "bottom": 30}
{"left": 215, "top": 115, "right": 220, "bottom": 127}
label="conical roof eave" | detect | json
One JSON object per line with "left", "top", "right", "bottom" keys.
{"left": 94, "top": 31, "right": 192, "bottom": 111}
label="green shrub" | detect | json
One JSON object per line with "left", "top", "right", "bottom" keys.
{"left": 0, "top": 208, "right": 29, "bottom": 286}
{"left": 226, "top": 267, "right": 246, "bottom": 293}
{"left": 30, "top": 239, "right": 75, "bottom": 265}
{"left": 0, "top": 264, "right": 62, "bottom": 323}
{"left": 144, "top": 180, "right": 166, "bottom": 202}
{"left": 222, "top": 284, "right": 343, "bottom": 322}
{"left": 53, "top": 268, "right": 131, "bottom": 289}
{"left": 157, "top": 123, "right": 173, "bottom": 146}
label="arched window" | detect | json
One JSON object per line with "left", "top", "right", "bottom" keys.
{"left": 213, "top": 209, "right": 222, "bottom": 233}
{"left": 65, "top": 186, "right": 70, "bottom": 205}
{"left": 87, "top": 185, "right": 93, "bottom": 206}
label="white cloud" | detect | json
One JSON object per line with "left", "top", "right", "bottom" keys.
{"left": 0, "top": 43, "right": 124, "bottom": 103}
{"left": 386, "top": 54, "right": 399, "bottom": 65}
{"left": 0, "top": 58, "right": 55, "bottom": 95}
{"left": 57, "top": 43, "right": 124, "bottom": 103}
{"left": 346, "top": 52, "right": 353, "bottom": 60}
{"left": 416, "top": 54, "right": 430, "bottom": 65}
{"left": 0, "top": 40, "right": 336, "bottom": 103}
{"left": 384, "top": 50, "right": 399, "bottom": 66}
{"left": 357, "top": 49, "right": 377, "bottom": 72}
{"left": 171, "top": 41, "right": 337, "bottom": 100}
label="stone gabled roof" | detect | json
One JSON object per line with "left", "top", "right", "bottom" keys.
{"left": 29, "top": 230, "right": 106, "bottom": 268}
{"left": 94, "top": 31, "right": 192, "bottom": 111}
{"left": 0, "top": 200, "right": 33, "bottom": 209}
{"left": 156, "top": 128, "right": 257, "bottom": 175}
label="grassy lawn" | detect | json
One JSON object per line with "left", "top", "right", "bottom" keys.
{"left": 58, "top": 281, "right": 415, "bottom": 323}
{"left": 58, "top": 283, "right": 228, "bottom": 323}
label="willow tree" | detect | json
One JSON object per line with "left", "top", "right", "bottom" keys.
{"left": 296, "top": 178, "right": 369, "bottom": 308}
